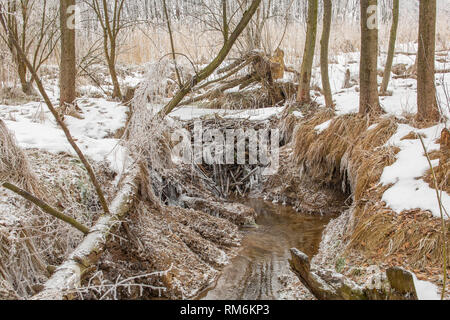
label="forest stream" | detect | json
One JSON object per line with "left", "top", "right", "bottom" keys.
{"left": 198, "top": 199, "right": 334, "bottom": 300}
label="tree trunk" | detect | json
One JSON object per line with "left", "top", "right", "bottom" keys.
{"left": 17, "top": 59, "right": 34, "bottom": 95}
{"left": 380, "top": 0, "right": 399, "bottom": 94}
{"left": 297, "top": 0, "right": 318, "bottom": 104}
{"left": 416, "top": 0, "right": 439, "bottom": 123}
{"left": 32, "top": 168, "right": 139, "bottom": 300}
{"left": 320, "top": 0, "right": 333, "bottom": 108}
{"left": 359, "top": 0, "right": 382, "bottom": 115}
{"left": 60, "top": 0, "right": 77, "bottom": 107}
{"left": 108, "top": 51, "right": 122, "bottom": 100}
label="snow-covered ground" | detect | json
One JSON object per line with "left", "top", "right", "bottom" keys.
{"left": 0, "top": 96, "right": 130, "bottom": 183}
{"left": 309, "top": 49, "right": 450, "bottom": 221}
{"left": 381, "top": 123, "right": 449, "bottom": 219}
{"left": 0, "top": 48, "right": 448, "bottom": 299}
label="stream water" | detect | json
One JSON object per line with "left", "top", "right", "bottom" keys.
{"left": 199, "top": 199, "right": 333, "bottom": 300}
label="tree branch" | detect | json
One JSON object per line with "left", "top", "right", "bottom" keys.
{"left": 2, "top": 182, "right": 90, "bottom": 235}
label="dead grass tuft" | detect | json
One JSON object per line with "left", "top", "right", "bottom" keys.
{"left": 293, "top": 111, "right": 448, "bottom": 282}
{"left": 294, "top": 111, "right": 368, "bottom": 190}
{"left": 342, "top": 117, "right": 399, "bottom": 201}
{"left": 0, "top": 119, "right": 43, "bottom": 198}
{"left": 348, "top": 203, "right": 450, "bottom": 276}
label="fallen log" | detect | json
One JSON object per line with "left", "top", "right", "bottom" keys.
{"left": 289, "top": 248, "right": 366, "bottom": 300}
{"left": 289, "top": 248, "right": 420, "bottom": 300}
{"left": 180, "top": 196, "right": 257, "bottom": 226}
{"left": 32, "top": 167, "right": 140, "bottom": 300}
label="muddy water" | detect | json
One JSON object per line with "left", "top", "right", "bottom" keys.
{"left": 199, "top": 199, "right": 333, "bottom": 300}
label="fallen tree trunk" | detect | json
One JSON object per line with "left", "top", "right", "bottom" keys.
{"left": 159, "top": 0, "right": 262, "bottom": 117}
{"left": 290, "top": 248, "right": 366, "bottom": 300}
{"left": 290, "top": 248, "right": 419, "bottom": 300}
{"left": 32, "top": 167, "right": 140, "bottom": 300}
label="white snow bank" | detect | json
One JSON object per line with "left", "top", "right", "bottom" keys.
{"left": 313, "top": 52, "right": 450, "bottom": 120}
{"left": 413, "top": 275, "right": 441, "bottom": 300}
{"left": 380, "top": 123, "right": 450, "bottom": 219}
{"left": 315, "top": 119, "right": 333, "bottom": 134}
{"left": 0, "top": 98, "right": 130, "bottom": 181}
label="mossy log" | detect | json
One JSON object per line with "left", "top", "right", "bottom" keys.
{"left": 290, "top": 248, "right": 420, "bottom": 300}
{"left": 290, "top": 248, "right": 367, "bottom": 300}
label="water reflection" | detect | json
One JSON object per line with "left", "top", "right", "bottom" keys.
{"left": 200, "top": 199, "right": 332, "bottom": 300}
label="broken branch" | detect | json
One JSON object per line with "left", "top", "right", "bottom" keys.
{"left": 2, "top": 182, "right": 90, "bottom": 235}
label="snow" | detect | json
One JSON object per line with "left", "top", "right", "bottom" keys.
{"left": 168, "top": 106, "right": 284, "bottom": 121}
{"left": 306, "top": 50, "right": 450, "bottom": 220}
{"left": 315, "top": 119, "right": 333, "bottom": 134}
{"left": 413, "top": 275, "right": 441, "bottom": 300}
{"left": 312, "top": 51, "right": 450, "bottom": 119}
{"left": 380, "top": 124, "right": 450, "bottom": 219}
{"left": 0, "top": 97, "right": 130, "bottom": 182}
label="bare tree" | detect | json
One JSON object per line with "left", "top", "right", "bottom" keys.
{"left": 359, "top": 0, "right": 382, "bottom": 115}
{"left": 87, "top": 0, "right": 128, "bottom": 100}
{"left": 380, "top": 0, "right": 399, "bottom": 95}
{"left": 320, "top": 0, "right": 333, "bottom": 108}
{"left": 60, "top": 0, "right": 77, "bottom": 108}
{"left": 297, "top": 0, "right": 318, "bottom": 104}
{"left": 416, "top": 0, "right": 439, "bottom": 123}
{"left": 0, "top": 0, "right": 59, "bottom": 95}
{"left": 0, "top": 2, "right": 110, "bottom": 215}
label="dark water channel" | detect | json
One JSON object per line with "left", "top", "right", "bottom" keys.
{"left": 199, "top": 199, "right": 333, "bottom": 300}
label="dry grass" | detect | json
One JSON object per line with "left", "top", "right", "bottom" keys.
{"left": 349, "top": 203, "right": 449, "bottom": 279}
{"left": 292, "top": 110, "right": 449, "bottom": 284}
{"left": 0, "top": 146, "right": 116, "bottom": 298}
{"left": 294, "top": 111, "right": 368, "bottom": 191}
{"left": 341, "top": 117, "right": 399, "bottom": 201}
{"left": 0, "top": 119, "right": 43, "bottom": 198}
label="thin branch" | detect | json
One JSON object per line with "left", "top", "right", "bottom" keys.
{"left": 2, "top": 182, "right": 90, "bottom": 235}
{"left": 418, "top": 133, "right": 448, "bottom": 300}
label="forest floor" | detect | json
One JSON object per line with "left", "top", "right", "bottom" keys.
{"left": 0, "top": 46, "right": 449, "bottom": 300}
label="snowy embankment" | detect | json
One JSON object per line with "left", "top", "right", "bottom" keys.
{"left": 311, "top": 49, "right": 450, "bottom": 222}
{"left": 0, "top": 97, "right": 130, "bottom": 183}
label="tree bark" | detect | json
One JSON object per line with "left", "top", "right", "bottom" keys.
{"left": 2, "top": 182, "right": 89, "bottom": 235}
{"left": 359, "top": 0, "right": 382, "bottom": 115}
{"left": 380, "top": 0, "right": 399, "bottom": 94}
{"left": 416, "top": 0, "right": 439, "bottom": 123}
{"left": 320, "top": 0, "right": 333, "bottom": 108}
{"left": 297, "top": 0, "right": 318, "bottom": 104}
{"left": 60, "top": 0, "right": 77, "bottom": 108}
{"left": 107, "top": 51, "right": 122, "bottom": 100}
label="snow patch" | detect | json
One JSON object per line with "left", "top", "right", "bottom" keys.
{"left": 315, "top": 119, "right": 333, "bottom": 134}
{"left": 413, "top": 275, "right": 441, "bottom": 300}
{"left": 0, "top": 98, "right": 130, "bottom": 181}
{"left": 380, "top": 124, "right": 450, "bottom": 219}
